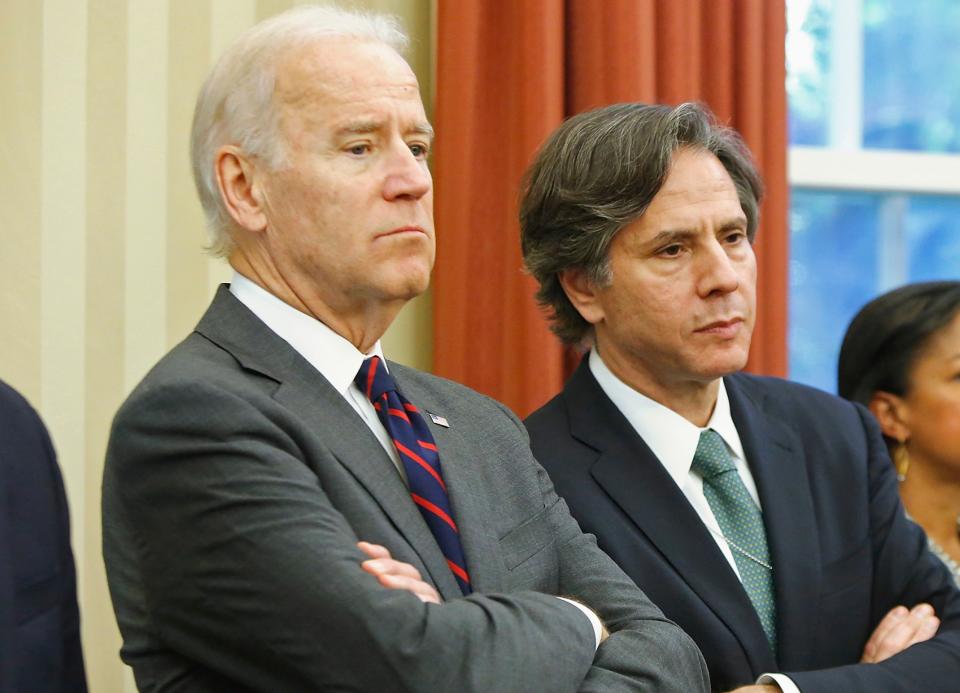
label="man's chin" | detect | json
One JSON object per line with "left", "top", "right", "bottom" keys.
{"left": 697, "top": 350, "right": 751, "bottom": 380}
{"left": 382, "top": 271, "right": 432, "bottom": 304}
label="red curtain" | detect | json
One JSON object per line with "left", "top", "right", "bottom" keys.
{"left": 434, "top": 0, "right": 788, "bottom": 417}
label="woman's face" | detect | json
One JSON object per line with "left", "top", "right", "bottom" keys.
{"left": 901, "top": 311, "right": 960, "bottom": 476}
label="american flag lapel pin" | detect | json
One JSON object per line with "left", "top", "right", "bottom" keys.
{"left": 428, "top": 412, "right": 450, "bottom": 428}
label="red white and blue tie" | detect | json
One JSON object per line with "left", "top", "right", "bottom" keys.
{"left": 355, "top": 356, "right": 472, "bottom": 595}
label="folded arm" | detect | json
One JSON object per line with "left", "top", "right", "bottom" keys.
{"left": 786, "top": 404, "right": 960, "bottom": 692}
{"left": 492, "top": 400, "right": 710, "bottom": 693}
{"left": 108, "top": 380, "right": 602, "bottom": 693}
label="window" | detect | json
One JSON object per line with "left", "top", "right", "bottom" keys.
{"left": 787, "top": 0, "right": 960, "bottom": 393}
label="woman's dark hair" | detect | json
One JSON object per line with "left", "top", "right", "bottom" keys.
{"left": 838, "top": 281, "right": 960, "bottom": 407}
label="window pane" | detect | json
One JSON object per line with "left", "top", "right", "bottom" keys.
{"left": 789, "top": 190, "right": 882, "bottom": 393}
{"left": 863, "top": 0, "right": 960, "bottom": 152}
{"left": 789, "top": 190, "right": 960, "bottom": 392}
{"left": 787, "top": 0, "right": 833, "bottom": 146}
{"left": 906, "top": 195, "right": 960, "bottom": 278}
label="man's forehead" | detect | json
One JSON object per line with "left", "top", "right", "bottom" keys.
{"left": 276, "top": 36, "right": 419, "bottom": 94}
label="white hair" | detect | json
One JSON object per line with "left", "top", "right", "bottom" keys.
{"left": 190, "top": 4, "right": 409, "bottom": 256}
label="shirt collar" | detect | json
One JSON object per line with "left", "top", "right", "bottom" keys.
{"left": 588, "top": 349, "right": 745, "bottom": 489}
{"left": 229, "top": 271, "right": 385, "bottom": 393}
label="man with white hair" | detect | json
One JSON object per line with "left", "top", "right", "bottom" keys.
{"left": 102, "top": 6, "right": 709, "bottom": 692}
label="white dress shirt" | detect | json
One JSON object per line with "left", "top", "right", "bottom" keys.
{"left": 589, "top": 349, "right": 799, "bottom": 693}
{"left": 228, "top": 273, "right": 603, "bottom": 648}
{"left": 229, "top": 272, "right": 405, "bottom": 477}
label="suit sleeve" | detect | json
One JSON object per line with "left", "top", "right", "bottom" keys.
{"left": 0, "top": 382, "right": 87, "bottom": 693}
{"left": 39, "top": 415, "right": 88, "bottom": 693}
{"left": 491, "top": 401, "right": 710, "bottom": 693}
{"left": 107, "top": 378, "right": 636, "bottom": 693}
{"left": 787, "top": 404, "right": 960, "bottom": 692}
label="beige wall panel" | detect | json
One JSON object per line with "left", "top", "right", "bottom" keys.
{"left": 382, "top": 292, "right": 432, "bottom": 370}
{"left": 124, "top": 1, "right": 169, "bottom": 390}
{"left": 0, "top": 1, "right": 43, "bottom": 403}
{"left": 85, "top": 0, "right": 128, "bottom": 690}
{"left": 257, "top": 0, "right": 295, "bottom": 22}
{"left": 167, "top": 1, "right": 213, "bottom": 343}
{"left": 41, "top": 0, "right": 88, "bottom": 587}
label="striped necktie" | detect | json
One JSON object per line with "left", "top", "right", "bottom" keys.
{"left": 692, "top": 428, "right": 777, "bottom": 653}
{"left": 355, "top": 356, "right": 472, "bottom": 595}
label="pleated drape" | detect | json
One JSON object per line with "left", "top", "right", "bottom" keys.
{"left": 434, "top": 0, "right": 788, "bottom": 416}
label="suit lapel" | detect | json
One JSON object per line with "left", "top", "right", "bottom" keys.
{"left": 393, "top": 369, "right": 504, "bottom": 595}
{"left": 564, "top": 362, "right": 777, "bottom": 672}
{"left": 194, "top": 287, "right": 461, "bottom": 601}
{"left": 726, "top": 375, "right": 821, "bottom": 669}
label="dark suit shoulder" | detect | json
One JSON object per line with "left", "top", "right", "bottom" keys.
{"left": 523, "top": 389, "right": 567, "bottom": 433}
{"left": 0, "top": 380, "right": 59, "bottom": 497}
{"left": 726, "top": 372, "right": 868, "bottom": 435}
{"left": 0, "top": 379, "right": 47, "bottom": 446}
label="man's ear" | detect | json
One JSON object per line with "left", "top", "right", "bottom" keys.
{"left": 868, "top": 391, "right": 911, "bottom": 443}
{"left": 558, "top": 267, "right": 606, "bottom": 326}
{"left": 215, "top": 145, "right": 268, "bottom": 233}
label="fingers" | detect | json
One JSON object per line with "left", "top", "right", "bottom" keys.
{"left": 373, "top": 572, "right": 442, "bottom": 604}
{"left": 915, "top": 612, "right": 941, "bottom": 641}
{"left": 357, "top": 541, "right": 391, "bottom": 559}
{"left": 861, "top": 603, "right": 940, "bottom": 663}
{"left": 862, "top": 605, "right": 909, "bottom": 661}
{"left": 357, "top": 542, "right": 442, "bottom": 605}
{"left": 362, "top": 557, "right": 425, "bottom": 582}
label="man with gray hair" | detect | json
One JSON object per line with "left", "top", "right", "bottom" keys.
{"left": 522, "top": 102, "right": 960, "bottom": 692}
{"left": 102, "top": 7, "right": 708, "bottom": 692}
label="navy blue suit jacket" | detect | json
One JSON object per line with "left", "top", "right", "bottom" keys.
{"left": 0, "top": 380, "right": 86, "bottom": 692}
{"left": 525, "top": 361, "right": 960, "bottom": 692}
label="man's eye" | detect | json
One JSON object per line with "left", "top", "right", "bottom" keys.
{"left": 348, "top": 144, "right": 370, "bottom": 155}
{"left": 409, "top": 143, "right": 429, "bottom": 158}
{"left": 724, "top": 230, "right": 747, "bottom": 244}
{"left": 659, "top": 244, "right": 683, "bottom": 257}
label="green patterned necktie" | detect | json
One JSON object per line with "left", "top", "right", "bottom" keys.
{"left": 692, "top": 428, "right": 777, "bottom": 653}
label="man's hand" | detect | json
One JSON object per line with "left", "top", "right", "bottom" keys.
{"left": 358, "top": 541, "right": 442, "bottom": 605}
{"left": 861, "top": 603, "right": 940, "bottom": 663}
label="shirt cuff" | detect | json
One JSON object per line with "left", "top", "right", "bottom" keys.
{"left": 556, "top": 597, "right": 602, "bottom": 651}
{"left": 757, "top": 672, "right": 801, "bottom": 693}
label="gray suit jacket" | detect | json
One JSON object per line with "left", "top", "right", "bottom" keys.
{"left": 103, "top": 287, "right": 708, "bottom": 693}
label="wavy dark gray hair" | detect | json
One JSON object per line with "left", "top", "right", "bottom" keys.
{"left": 519, "top": 102, "right": 763, "bottom": 346}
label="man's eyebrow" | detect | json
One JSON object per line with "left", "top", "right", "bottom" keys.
{"left": 646, "top": 216, "right": 748, "bottom": 246}
{"left": 646, "top": 229, "right": 699, "bottom": 246}
{"left": 334, "top": 120, "right": 382, "bottom": 137}
{"left": 717, "top": 215, "right": 748, "bottom": 232}
{"left": 410, "top": 122, "right": 435, "bottom": 139}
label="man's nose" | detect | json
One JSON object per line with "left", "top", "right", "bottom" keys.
{"left": 697, "top": 239, "right": 740, "bottom": 296}
{"left": 383, "top": 143, "right": 432, "bottom": 201}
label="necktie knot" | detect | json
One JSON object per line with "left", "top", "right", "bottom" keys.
{"left": 355, "top": 356, "right": 397, "bottom": 402}
{"left": 691, "top": 429, "right": 737, "bottom": 479}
